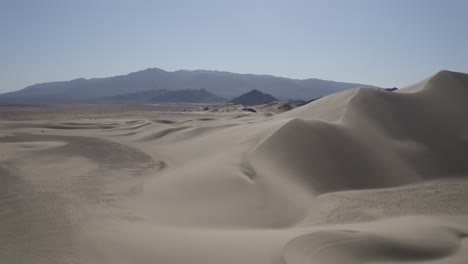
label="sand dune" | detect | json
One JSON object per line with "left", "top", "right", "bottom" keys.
{"left": 1, "top": 70, "right": 468, "bottom": 263}
{"left": 253, "top": 71, "right": 468, "bottom": 195}
{"left": 284, "top": 216, "right": 468, "bottom": 264}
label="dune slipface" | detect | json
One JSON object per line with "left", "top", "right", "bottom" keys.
{"left": 0, "top": 70, "right": 468, "bottom": 264}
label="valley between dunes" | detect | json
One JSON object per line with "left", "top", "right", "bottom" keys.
{"left": 1, "top": 70, "right": 468, "bottom": 264}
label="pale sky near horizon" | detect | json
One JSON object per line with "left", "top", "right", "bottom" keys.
{"left": 1, "top": 0, "right": 468, "bottom": 92}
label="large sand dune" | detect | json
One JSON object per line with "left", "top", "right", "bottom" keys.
{"left": 1, "top": 70, "right": 468, "bottom": 263}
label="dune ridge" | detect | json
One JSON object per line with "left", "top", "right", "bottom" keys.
{"left": 252, "top": 70, "right": 468, "bottom": 193}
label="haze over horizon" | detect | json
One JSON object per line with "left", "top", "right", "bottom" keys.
{"left": 2, "top": 0, "right": 468, "bottom": 93}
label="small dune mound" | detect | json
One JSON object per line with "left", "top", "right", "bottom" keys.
{"left": 283, "top": 217, "right": 468, "bottom": 264}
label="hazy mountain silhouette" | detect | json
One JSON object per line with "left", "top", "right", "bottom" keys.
{"left": 100, "top": 88, "right": 224, "bottom": 104}
{"left": 229, "top": 90, "right": 277, "bottom": 106}
{"left": 0, "top": 68, "right": 380, "bottom": 104}
{"left": 149, "top": 89, "right": 225, "bottom": 103}
{"left": 100, "top": 89, "right": 170, "bottom": 103}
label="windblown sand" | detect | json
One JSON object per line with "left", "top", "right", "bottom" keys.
{"left": 1, "top": 70, "right": 468, "bottom": 264}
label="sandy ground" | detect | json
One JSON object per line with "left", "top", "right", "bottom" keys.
{"left": 1, "top": 70, "right": 468, "bottom": 264}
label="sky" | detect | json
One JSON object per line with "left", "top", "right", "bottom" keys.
{"left": 1, "top": 0, "right": 468, "bottom": 92}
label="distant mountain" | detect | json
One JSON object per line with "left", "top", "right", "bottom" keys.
{"left": 100, "top": 89, "right": 169, "bottom": 103}
{"left": 100, "top": 88, "right": 224, "bottom": 104}
{"left": 229, "top": 90, "right": 277, "bottom": 106}
{"left": 149, "top": 89, "right": 225, "bottom": 103}
{"left": 0, "top": 68, "right": 380, "bottom": 104}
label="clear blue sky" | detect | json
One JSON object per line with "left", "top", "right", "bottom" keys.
{"left": 1, "top": 0, "right": 468, "bottom": 92}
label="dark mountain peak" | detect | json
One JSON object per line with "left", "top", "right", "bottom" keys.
{"left": 229, "top": 90, "right": 277, "bottom": 106}
{"left": 249, "top": 89, "right": 263, "bottom": 94}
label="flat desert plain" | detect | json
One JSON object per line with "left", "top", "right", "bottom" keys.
{"left": 1, "top": 70, "right": 468, "bottom": 264}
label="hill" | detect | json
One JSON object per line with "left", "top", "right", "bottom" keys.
{"left": 228, "top": 90, "right": 277, "bottom": 106}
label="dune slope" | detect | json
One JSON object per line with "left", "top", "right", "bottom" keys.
{"left": 252, "top": 70, "right": 468, "bottom": 194}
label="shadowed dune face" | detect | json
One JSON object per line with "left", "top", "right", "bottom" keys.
{"left": 0, "top": 70, "right": 468, "bottom": 264}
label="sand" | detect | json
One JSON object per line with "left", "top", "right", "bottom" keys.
{"left": 1, "top": 70, "right": 468, "bottom": 263}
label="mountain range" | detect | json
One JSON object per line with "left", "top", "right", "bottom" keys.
{"left": 100, "top": 88, "right": 224, "bottom": 104}
{"left": 0, "top": 68, "right": 380, "bottom": 104}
